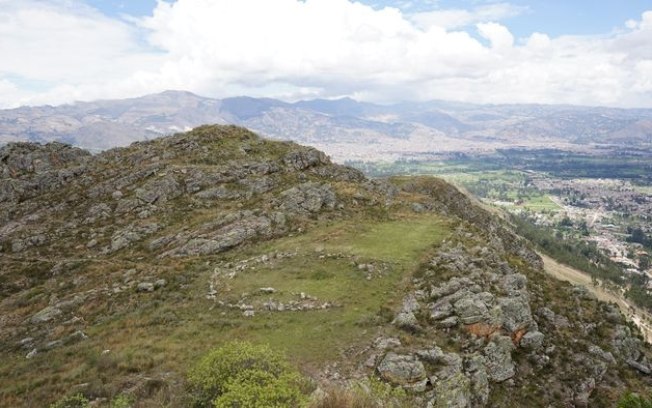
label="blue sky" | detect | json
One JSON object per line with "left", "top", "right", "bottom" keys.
{"left": 1, "top": 0, "right": 651, "bottom": 108}
{"left": 86, "top": 0, "right": 652, "bottom": 37}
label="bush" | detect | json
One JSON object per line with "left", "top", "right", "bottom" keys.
{"left": 618, "top": 392, "right": 652, "bottom": 408}
{"left": 111, "top": 394, "right": 133, "bottom": 408}
{"left": 49, "top": 393, "right": 89, "bottom": 408}
{"left": 187, "top": 341, "right": 308, "bottom": 408}
{"left": 215, "top": 369, "right": 305, "bottom": 408}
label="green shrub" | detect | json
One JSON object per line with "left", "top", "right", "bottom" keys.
{"left": 49, "top": 393, "right": 89, "bottom": 408}
{"left": 618, "top": 392, "right": 652, "bottom": 408}
{"left": 214, "top": 369, "right": 306, "bottom": 408}
{"left": 111, "top": 393, "right": 133, "bottom": 408}
{"left": 187, "top": 341, "right": 308, "bottom": 408}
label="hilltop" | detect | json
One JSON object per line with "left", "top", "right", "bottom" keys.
{"left": 0, "top": 125, "right": 651, "bottom": 407}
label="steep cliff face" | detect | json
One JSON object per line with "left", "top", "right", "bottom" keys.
{"left": 0, "top": 125, "right": 649, "bottom": 407}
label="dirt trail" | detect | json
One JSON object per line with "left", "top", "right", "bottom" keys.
{"left": 540, "top": 253, "right": 652, "bottom": 343}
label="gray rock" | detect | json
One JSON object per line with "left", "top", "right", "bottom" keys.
{"left": 195, "top": 186, "right": 241, "bottom": 200}
{"left": 154, "top": 279, "right": 167, "bottom": 289}
{"left": 484, "top": 335, "right": 515, "bottom": 382}
{"left": 497, "top": 296, "right": 534, "bottom": 333}
{"left": 30, "top": 306, "right": 62, "bottom": 324}
{"left": 259, "top": 287, "right": 276, "bottom": 294}
{"left": 430, "top": 301, "right": 453, "bottom": 321}
{"left": 416, "top": 347, "right": 445, "bottom": 364}
{"left": 466, "top": 354, "right": 490, "bottom": 407}
{"left": 377, "top": 352, "right": 427, "bottom": 386}
{"left": 501, "top": 273, "right": 527, "bottom": 295}
{"left": 588, "top": 344, "right": 616, "bottom": 365}
{"left": 135, "top": 175, "right": 182, "bottom": 204}
{"left": 283, "top": 149, "right": 329, "bottom": 170}
{"left": 437, "top": 316, "right": 459, "bottom": 329}
{"left": 454, "top": 296, "right": 488, "bottom": 324}
{"left": 627, "top": 359, "right": 652, "bottom": 375}
{"left": 520, "top": 331, "right": 545, "bottom": 350}
{"left": 401, "top": 293, "right": 420, "bottom": 313}
{"left": 279, "top": 182, "right": 336, "bottom": 214}
{"left": 374, "top": 337, "right": 402, "bottom": 350}
{"left": 429, "top": 372, "right": 471, "bottom": 408}
{"left": 137, "top": 282, "right": 155, "bottom": 292}
{"left": 393, "top": 311, "right": 420, "bottom": 331}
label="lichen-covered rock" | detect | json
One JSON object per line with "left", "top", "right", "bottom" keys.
{"left": 484, "top": 335, "right": 515, "bottom": 382}
{"left": 454, "top": 295, "right": 488, "bottom": 324}
{"left": 283, "top": 148, "right": 329, "bottom": 170}
{"left": 377, "top": 352, "right": 427, "bottom": 386}
{"left": 430, "top": 301, "right": 454, "bottom": 321}
{"left": 497, "top": 296, "right": 534, "bottom": 333}
{"left": 428, "top": 372, "right": 471, "bottom": 408}
{"left": 279, "top": 182, "right": 336, "bottom": 214}
{"left": 393, "top": 311, "right": 420, "bottom": 331}
{"left": 466, "top": 354, "right": 489, "bottom": 407}
{"left": 520, "top": 330, "right": 545, "bottom": 350}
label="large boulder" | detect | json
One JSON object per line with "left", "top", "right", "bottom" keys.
{"left": 377, "top": 352, "right": 427, "bottom": 386}
{"left": 279, "top": 182, "right": 336, "bottom": 214}
{"left": 497, "top": 296, "right": 534, "bottom": 333}
{"left": 428, "top": 373, "right": 471, "bottom": 408}
{"left": 454, "top": 295, "right": 488, "bottom": 325}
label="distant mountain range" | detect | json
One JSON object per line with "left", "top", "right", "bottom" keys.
{"left": 1, "top": 90, "right": 651, "bottom": 161}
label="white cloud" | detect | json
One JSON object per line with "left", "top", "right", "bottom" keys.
{"left": 411, "top": 2, "right": 526, "bottom": 30}
{"left": 477, "top": 22, "right": 514, "bottom": 49}
{"left": 0, "top": 0, "right": 651, "bottom": 108}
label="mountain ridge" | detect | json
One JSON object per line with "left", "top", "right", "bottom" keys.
{"left": 2, "top": 91, "right": 651, "bottom": 161}
{"left": 1, "top": 125, "right": 651, "bottom": 407}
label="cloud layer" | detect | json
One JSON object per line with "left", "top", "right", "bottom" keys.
{"left": 0, "top": 0, "right": 651, "bottom": 108}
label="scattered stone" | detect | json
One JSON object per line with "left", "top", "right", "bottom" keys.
{"left": 259, "top": 287, "right": 276, "bottom": 294}
{"left": 137, "top": 282, "right": 155, "bottom": 292}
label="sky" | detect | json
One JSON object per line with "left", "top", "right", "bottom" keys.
{"left": 0, "top": 0, "right": 651, "bottom": 108}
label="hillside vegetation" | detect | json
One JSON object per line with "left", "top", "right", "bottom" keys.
{"left": 0, "top": 125, "right": 650, "bottom": 407}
